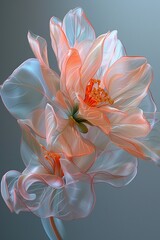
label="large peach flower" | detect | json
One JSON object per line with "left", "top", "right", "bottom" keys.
{"left": 0, "top": 8, "right": 126, "bottom": 159}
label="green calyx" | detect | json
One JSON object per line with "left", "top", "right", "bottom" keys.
{"left": 71, "top": 105, "right": 93, "bottom": 134}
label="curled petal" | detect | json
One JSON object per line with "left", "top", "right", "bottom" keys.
{"left": 62, "top": 7, "right": 95, "bottom": 47}
{"left": 18, "top": 170, "right": 63, "bottom": 201}
{"left": 1, "top": 170, "right": 28, "bottom": 213}
{"left": 28, "top": 31, "right": 49, "bottom": 66}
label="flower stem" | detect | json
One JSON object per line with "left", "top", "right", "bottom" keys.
{"left": 49, "top": 217, "right": 62, "bottom": 240}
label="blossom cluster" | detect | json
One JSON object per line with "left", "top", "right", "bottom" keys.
{"left": 1, "top": 7, "right": 160, "bottom": 238}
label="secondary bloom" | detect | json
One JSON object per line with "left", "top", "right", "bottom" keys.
{"left": 1, "top": 111, "right": 137, "bottom": 221}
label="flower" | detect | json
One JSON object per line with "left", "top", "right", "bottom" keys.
{"left": 1, "top": 107, "right": 137, "bottom": 221}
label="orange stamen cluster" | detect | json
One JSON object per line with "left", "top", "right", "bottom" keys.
{"left": 41, "top": 146, "right": 63, "bottom": 177}
{"left": 84, "top": 79, "right": 114, "bottom": 107}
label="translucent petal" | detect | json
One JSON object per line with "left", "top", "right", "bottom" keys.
{"left": 45, "top": 104, "right": 95, "bottom": 163}
{"left": 46, "top": 158, "right": 95, "bottom": 220}
{"left": 75, "top": 40, "right": 93, "bottom": 62}
{"left": 28, "top": 31, "right": 49, "bottom": 66}
{"left": 60, "top": 48, "right": 83, "bottom": 100}
{"left": 1, "top": 170, "right": 29, "bottom": 213}
{"left": 84, "top": 126, "right": 110, "bottom": 156}
{"left": 19, "top": 121, "right": 52, "bottom": 172}
{"left": 97, "top": 31, "right": 126, "bottom": 79}
{"left": 0, "top": 59, "right": 50, "bottom": 120}
{"left": 50, "top": 17, "right": 69, "bottom": 70}
{"left": 80, "top": 34, "right": 107, "bottom": 97}
{"left": 139, "top": 90, "right": 157, "bottom": 127}
{"left": 89, "top": 143, "right": 137, "bottom": 186}
{"left": 109, "top": 108, "right": 151, "bottom": 139}
{"left": 27, "top": 31, "right": 60, "bottom": 97}
{"left": 62, "top": 7, "right": 95, "bottom": 47}
{"left": 134, "top": 117, "right": 160, "bottom": 163}
{"left": 104, "top": 56, "right": 153, "bottom": 109}
{"left": 78, "top": 98, "right": 110, "bottom": 134}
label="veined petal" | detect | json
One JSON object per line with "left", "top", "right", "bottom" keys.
{"left": 84, "top": 126, "right": 110, "bottom": 156}
{"left": 75, "top": 40, "right": 93, "bottom": 62}
{"left": 61, "top": 48, "right": 83, "bottom": 100}
{"left": 97, "top": 30, "right": 126, "bottom": 79}
{"left": 1, "top": 170, "right": 28, "bottom": 213}
{"left": 80, "top": 34, "right": 107, "bottom": 97}
{"left": 108, "top": 109, "right": 157, "bottom": 159}
{"left": 50, "top": 17, "right": 69, "bottom": 70}
{"left": 45, "top": 104, "right": 95, "bottom": 162}
{"left": 28, "top": 31, "right": 49, "bottom": 66}
{"left": 46, "top": 158, "right": 95, "bottom": 220}
{"left": 28, "top": 32, "right": 60, "bottom": 97}
{"left": 89, "top": 143, "right": 137, "bottom": 186}
{"left": 139, "top": 90, "right": 157, "bottom": 127}
{"left": 18, "top": 120, "right": 53, "bottom": 172}
{"left": 62, "top": 7, "right": 95, "bottom": 47}
{"left": 18, "top": 170, "right": 63, "bottom": 201}
{"left": 136, "top": 119, "right": 160, "bottom": 164}
{"left": 104, "top": 56, "right": 153, "bottom": 109}
{"left": 78, "top": 98, "right": 110, "bottom": 134}
{"left": 109, "top": 108, "right": 151, "bottom": 139}
{"left": 0, "top": 59, "right": 50, "bottom": 120}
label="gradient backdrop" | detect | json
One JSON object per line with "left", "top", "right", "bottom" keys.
{"left": 1, "top": 1, "right": 160, "bottom": 239}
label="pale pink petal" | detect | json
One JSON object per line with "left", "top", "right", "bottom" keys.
{"left": 18, "top": 170, "right": 63, "bottom": 201}
{"left": 96, "top": 31, "right": 126, "bottom": 79}
{"left": 78, "top": 98, "right": 110, "bottom": 134}
{"left": 1, "top": 170, "right": 28, "bottom": 213}
{"left": 18, "top": 120, "right": 52, "bottom": 172}
{"left": 89, "top": 143, "right": 137, "bottom": 186}
{"left": 108, "top": 109, "right": 159, "bottom": 159}
{"left": 104, "top": 57, "right": 153, "bottom": 109}
{"left": 28, "top": 32, "right": 60, "bottom": 96}
{"left": 62, "top": 7, "right": 95, "bottom": 47}
{"left": 75, "top": 40, "right": 93, "bottom": 62}
{"left": 109, "top": 108, "right": 151, "bottom": 139}
{"left": 28, "top": 31, "right": 49, "bottom": 66}
{"left": 50, "top": 17, "right": 69, "bottom": 70}
{"left": 80, "top": 34, "right": 107, "bottom": 97}
{"left": 60, "top": 48, "right": 83, "bottom": 100}
{"left": 45, "top": 104, "right": 95, "bottom": 166}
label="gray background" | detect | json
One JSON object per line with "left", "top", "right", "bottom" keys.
{"left": 1, "top": 0, "right": 160, "bottom": 239}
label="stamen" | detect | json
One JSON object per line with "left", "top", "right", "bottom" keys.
{"left": 41, "top": 145, "right": 63, "bottom": 177}
{"left": 84, "top": 79, "right": 114, "bottom": 107}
